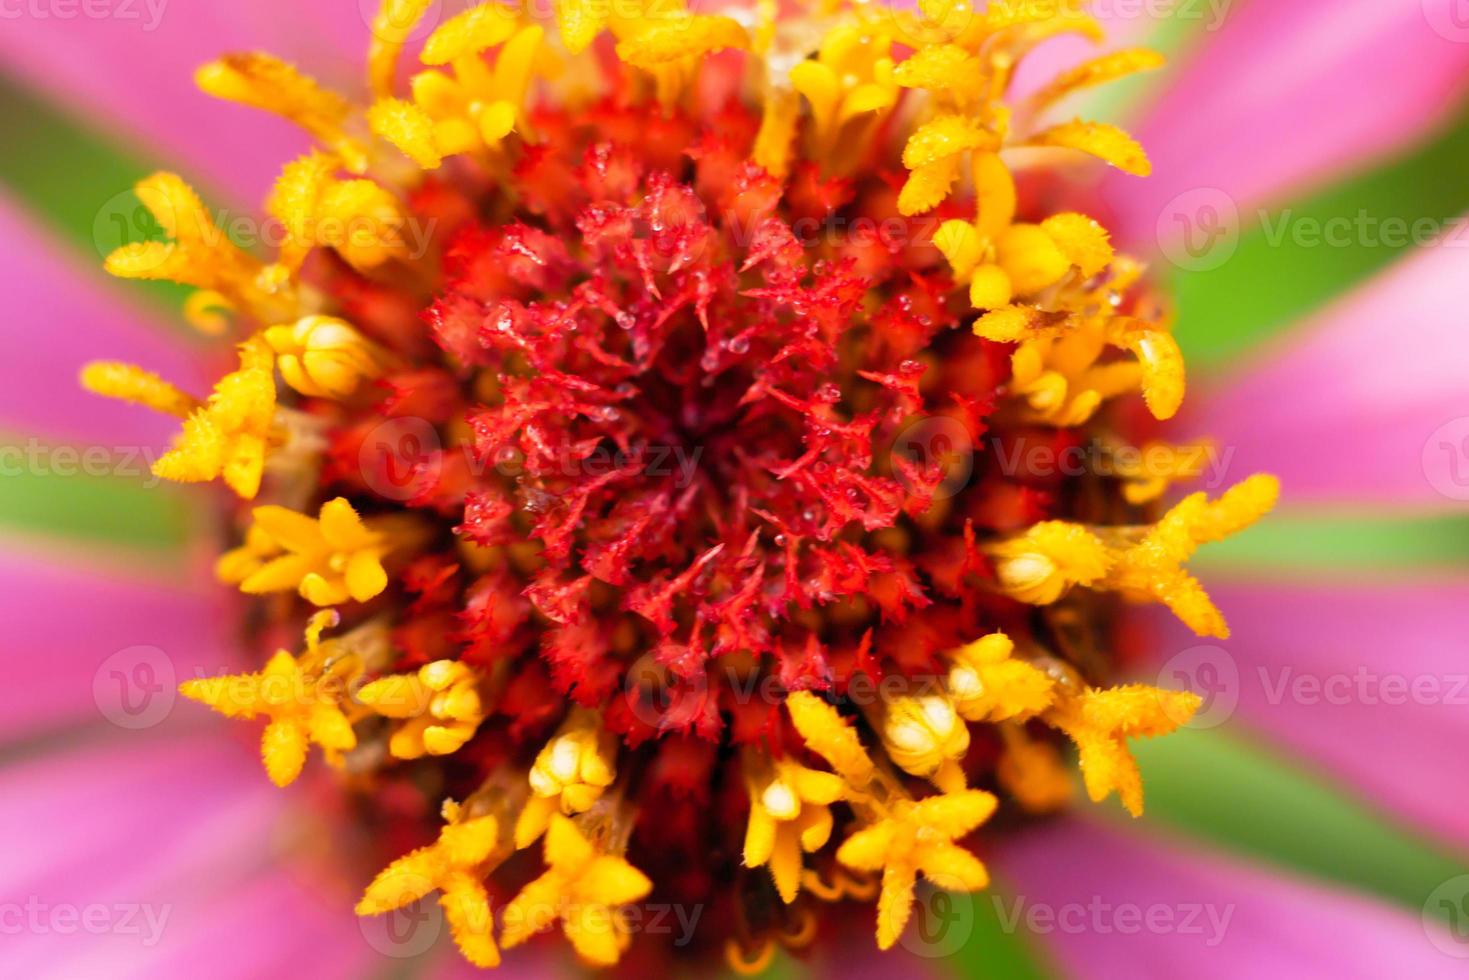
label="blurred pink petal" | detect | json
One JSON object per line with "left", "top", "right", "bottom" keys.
{"left": 1198, "top": 235, "right": 1469, "bottom": 510}
{"left": 0, "top": 732, "right": 329, "bottom": 978}
{"left": 1110, "top": 0, "right": 1469, "bottom": 245}
{"left": 0, "top": 736, "right": 276, "bottom": 903}
{"left": 996, "top": 818, "right": 1464, "bottom": 978}
{"left": 0, "top": 549, "right": 224, "bottom": 740}
{"left": 0, "top": 7, "right": 360, "bottom": 204}
{"left": 134, "top": 873, "right": 375, "bottom": 980}
{"left": 0, "top": 194, "right": 207, "bottom": 446}
{"left": 1152, "top": 579, "right": 1469, "bottom": 846}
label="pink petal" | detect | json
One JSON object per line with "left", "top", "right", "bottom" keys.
{"left": 0, "top": 734, "right": 265, "bottom": 894}
{"left": 996, "top": 818, "right": 1466, "bottom": 978}
{"left": 129, "top": 872, "right": 373, "bottom": 980}
{"left": 0, "top": 548, "right": 227, "bottom": 740}
{"left": 0, "top": 194, "right": 209, "bottom": 445}
{"left": 1197, "top": 235, "right": 1469, "bottom": 510}
{"left": 1110, "top": 0, "right": 1469, "bottom": 245}
{"left": 0, "top": 7, "right": 359, "bottom": 205}
{"left": 1150, "top": 579, "right": 1469, "bottom": 846}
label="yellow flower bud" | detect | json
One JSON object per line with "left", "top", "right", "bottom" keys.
{"left": 879, "top": 692, "right": 970, "bottom": 783}
{"left": 265, "top": 315, "right": 389, "bottom": 399}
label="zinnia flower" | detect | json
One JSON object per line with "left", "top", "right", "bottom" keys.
{"left": 6, "top": 0, "right": 1469, "bottom": 976}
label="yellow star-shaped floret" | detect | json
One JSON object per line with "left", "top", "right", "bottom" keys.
{"left": 179, "top": 611, "right": 356, "bottom": 786}
{"left": 266, "top": 151, "right": 410, "bottom": 273}
{"left": 514, "top": 709, "right": 618, "bottom": 847}
{"left": 368, "top": 15, "right": 543, "bottom": 170}
{"left": 356, "top": 799, "right": 503, "bottom": 968}
{"left": 836, "top": 789, "right": 997, "bottom": 950}
{"left": 1043, "top": 684, "right": 1200, "bottom": 816}
{"left": 103, "top": 172, "right": 261, "bottom": 297}
{"left": 501, "top": 814, "right": 653, "bottom": 967}
{"left": 1102, "top": 474, "right": 1280, "bottom": 638}
{"left": 743, "top": 755, "right": 844, "bottom": 903}
{"left": 219, "top": 496, "right": 393, "bottom": 606}
{"left": 358, "top": 659, "right": 487, "bottom": 759}
{"left": 83, "top": 337, "right": 278, "bottom": 499}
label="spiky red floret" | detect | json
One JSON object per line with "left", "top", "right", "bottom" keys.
{"left": 328, "top": 99, "right": 1033, "bottom": 749}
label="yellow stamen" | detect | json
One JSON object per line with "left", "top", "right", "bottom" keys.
{"left": 227, "top": 496, "right": 402, "bottom": 605}
{"left": 742, "top": 755, "right": 843, "bottom": 903}
{"left": 501, "top": 814, "right": 652, "bottom": 967}
{"left": 358, "top": 659, "right": 487, "bottom": 759}
{"left": 876, "top": 692, "right": 970, "bottom": 792}
{"left": 262, "top": 315, "right": 390, "bottom": 399}
{"left": 196, "top": 53, "right": 367, "bottom": 171}
{"left": 946, "top": 632, "right": 1055, "bottom": 723}
{"left": 79, "top": 362, "right": 199, "bottom": 419}
{"left": 835, "top": 790, "right": 996, "bottom": 950}
{"left": 514, "top": 709, "right": 619, "bottom": 847}
{"left": 179, "top": 610, "right": 356, "bottom": 787}
{"left": 1043, "top": 684, "right": 1200, "bottom": 816}
{"left": 357, "top": 799, "right": 503, "bottom": 967}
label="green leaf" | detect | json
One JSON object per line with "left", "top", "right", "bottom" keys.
{"left": 0, "top": 72, "right": 190, "bottom": 321}
{"left": 1168, "top": 98, "right": 1469, "bottom": 367}
{"left": 1133, "top": 727, "right": 1468, "bottom": 915}
{"left": 0, "top": 434, "right": 198, "bottom": 551}
{"left": 1195, "top": 513, "right": 1469, "bottom": 572}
